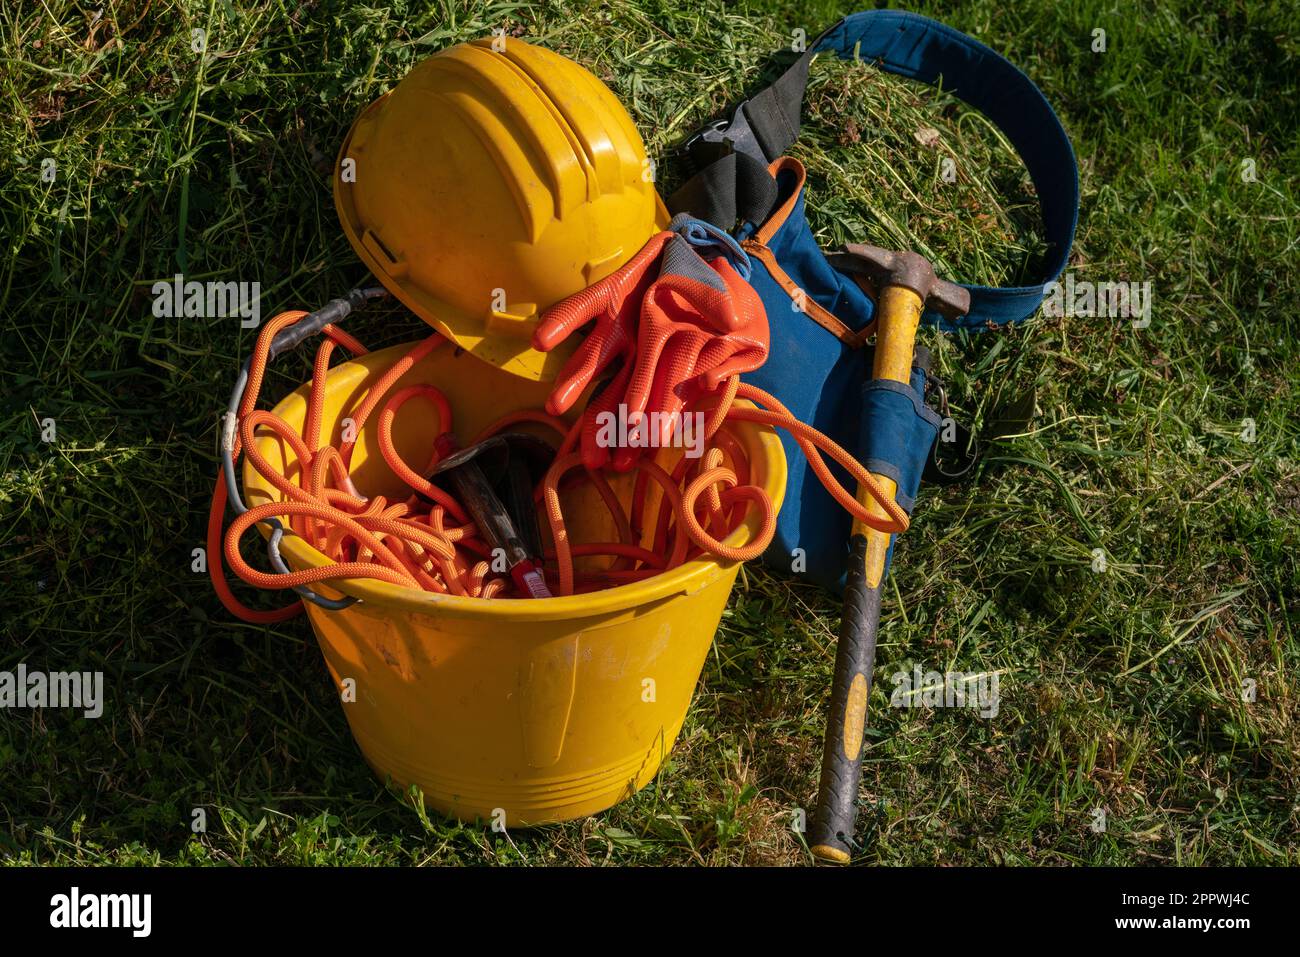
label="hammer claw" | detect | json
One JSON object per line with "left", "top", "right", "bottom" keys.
{"left": 831, "top": 242, "right": 971, "bottom": 320}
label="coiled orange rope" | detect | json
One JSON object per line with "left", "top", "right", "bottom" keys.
{"left": 209, "top": 310, "right": 908, "bottom": 621}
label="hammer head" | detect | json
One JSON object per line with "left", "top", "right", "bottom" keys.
{"left": 829, "top": 242, "right": 971, "bottom": 321}
{"left": 429, "top": 435, "right": 509, "bottom": 481}
{"left": 426, "top": 432, "right": 556, "bottom": 564}
{"left": 428, "top": 432, "right": 554, "bottom": 483}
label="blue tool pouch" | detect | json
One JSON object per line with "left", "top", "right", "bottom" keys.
{"left": 859, "top": 374, "right": 942, "bottom": 517}
{"left": 669, "top": 10, "right": 1079, "bottom": 592}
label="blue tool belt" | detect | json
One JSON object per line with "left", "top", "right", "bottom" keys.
{"left": 669, "top": 10, "right": 1079, "bottom": 592}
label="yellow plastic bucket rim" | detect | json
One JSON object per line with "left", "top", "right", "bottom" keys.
{"left": 246, "top": 351, "right": 787, "bottom": 623}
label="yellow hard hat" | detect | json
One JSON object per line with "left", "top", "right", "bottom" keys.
{"left": 334, "top": 38, "right": 669, "bottom": 381}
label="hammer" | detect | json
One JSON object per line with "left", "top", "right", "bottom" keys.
{"left": 809, "top": 243, "right": 970, "bottom": 863}
{"left": 426, "top": 433, "right": 556, "bottom": 599}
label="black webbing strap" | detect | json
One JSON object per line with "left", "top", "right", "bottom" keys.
{"left": 668, "top": 22, "right": 836, "bottom": 230}
{"left": 668, "top": 148, "right": 778, "bottom": 232}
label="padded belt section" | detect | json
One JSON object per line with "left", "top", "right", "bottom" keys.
{"left": 806, "top": 12, "right": 1077, "bottom": 284}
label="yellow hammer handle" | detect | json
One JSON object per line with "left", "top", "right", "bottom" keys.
{"left": 809, "top": 283, "right": 925, "bottom": 863}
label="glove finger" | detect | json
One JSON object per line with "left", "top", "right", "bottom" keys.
{"left": 712, "top": 257, "right": 768, "bottom": 328}
{"left": 623, "top": 285, "right": 710, "bottom": 416}
{"left": 610, "top": 438, "right": 662, "bottom": 473}
{"left": 650, "top": 269, "right": 743, "bottom": 333}
{"left": 643, "top": 338, "right": 704, "bottom": 446}
{"left": 699, "top": 345, "right": 766, "bottom": 390}
{"left": 546, "top": 332, "right": 617, "bottom": 416}
{"left": 535, "top": 244, "right": 660, "bottom": 352}
{"left": 534, "top": 287, "right": 609, "bottom": 352}
{"left": 540, "top": 228, "right": 675, "bottom": 352}
{"left": 619, "top": 286, "right": 674, "bottom": 419}
{"left": 579, "top": 362, "right": 634, "bottom": 471}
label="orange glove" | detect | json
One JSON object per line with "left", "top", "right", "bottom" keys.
{"left": 534, "top": 230, "right": 673, "bottom": 470}
{"left": 607, "top": 252, "right": 766, "bottom": 469}
{"left": 535, "top": 220, "right": 770, "bottom": 471}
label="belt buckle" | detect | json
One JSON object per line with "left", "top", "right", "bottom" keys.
{"left": 670, "top": 118, "right": 734, "bottom": 172}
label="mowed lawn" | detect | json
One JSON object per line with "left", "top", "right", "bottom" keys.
{"left": 1, "top": 0, "right": 1296, "bottom": 865}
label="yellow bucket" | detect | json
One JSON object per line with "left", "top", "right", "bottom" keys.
{"left": 243, "top": 341, "right": 786, "bottom": 825}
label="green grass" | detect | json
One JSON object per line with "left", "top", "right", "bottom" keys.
{"left": 1, "top": 0, "right": 1297, "bottom": 865}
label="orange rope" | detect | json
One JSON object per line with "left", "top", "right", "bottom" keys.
{"left": 211, "top": 310, "right": 910, "bottom": 621}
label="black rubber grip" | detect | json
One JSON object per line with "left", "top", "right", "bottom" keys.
{"left": 267, "top": 287, "right": 387, "bottom": 358}
{"left": 809, "top": 533, "right": 882, "bottom": 862}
